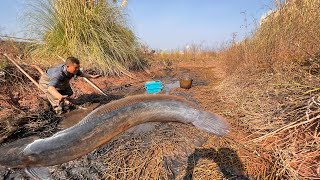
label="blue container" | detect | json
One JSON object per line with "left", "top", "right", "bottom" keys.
{"left": 145, "top": 80, "right": 163, "bottom": 94}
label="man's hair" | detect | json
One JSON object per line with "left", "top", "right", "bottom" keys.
{"left": 66, "top": 56, "right": 80, "bottom": 65}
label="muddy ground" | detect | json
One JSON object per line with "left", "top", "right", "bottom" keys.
{"left": 0, "top": 55, "right": 269, "bottom": 179}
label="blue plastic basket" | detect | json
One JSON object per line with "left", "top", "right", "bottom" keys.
{"left": 145, "top": 80, "right": 163, "bottom": 94}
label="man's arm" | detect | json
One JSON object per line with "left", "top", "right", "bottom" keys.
{"left": 47, "top": 76, "right": 66, "bottom": 102}
{"left": 47, "top": 86, "right": 66, "bottom": 102}
{"left": 80, "top": 72, "right": 101, "bottom": 79}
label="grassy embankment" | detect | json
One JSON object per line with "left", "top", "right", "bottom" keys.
{"left": 217, "top": 1, "right": 320, "bottom": 178}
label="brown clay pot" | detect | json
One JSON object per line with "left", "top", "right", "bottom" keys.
{"left": 180, "top": 79, "right": 193, "bottom": 89}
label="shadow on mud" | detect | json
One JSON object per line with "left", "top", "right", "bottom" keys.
{"left": 73, "top": 93, "right": 124, "bottom": 105}
{"left": 183, "top": 148, "right": 249, "bottom": 180}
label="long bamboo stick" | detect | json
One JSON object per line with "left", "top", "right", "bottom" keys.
{"left": 1, "top": 53, "right": 45, "bottom": 93}
{"left": 82, "top": 78, "right": 108, "bottom": 96}
{"left": 57, "top": 55, "right": 108, "bottom": 97}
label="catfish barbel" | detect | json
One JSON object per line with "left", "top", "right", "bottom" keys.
{"left": 0, "top": 94, "right": 229, "bottom": 169}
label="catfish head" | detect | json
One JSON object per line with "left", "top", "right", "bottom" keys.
{"left": 0, "top": 137, "right": 39, "bottom": 168}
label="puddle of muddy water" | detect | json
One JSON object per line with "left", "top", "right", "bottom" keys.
{"left": 163, "top": 81, "right": 180, "bottom": 94}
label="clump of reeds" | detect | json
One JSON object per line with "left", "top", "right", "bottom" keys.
{"left": 25, "top": 0, "right": 143, "bottom": 75}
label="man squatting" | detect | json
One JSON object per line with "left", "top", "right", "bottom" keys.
{"left": 39, "top": 57, "right": 100, "bottom": 114}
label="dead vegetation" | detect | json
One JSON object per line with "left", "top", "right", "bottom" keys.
{"left": 212, "top": 0, "right": 320, "bottom": 178}
{"left": 1, "top": 0, "right": 320, "bottom": 179}
{"left": 0, "top": 58, "right": 58, "bottom": 144}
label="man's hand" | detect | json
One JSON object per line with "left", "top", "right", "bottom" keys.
{"left": 59, "top": 95, "right": 74, "bottom": 105}
{"left": 90, "top": 74, "right": 101, "bottom": 79}
{"left": 59, "top": 95, "right": 69, "bottom": 103}
{"left": 60, "top": 96, "right": 75, "bottom": 108}
{"left": 81, "top": 72, "right": 101, "bottom": 79}
{"left": 48, "top": 86, "right": 68, "bottom": 103}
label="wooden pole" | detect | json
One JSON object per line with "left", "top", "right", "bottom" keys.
{"left": 57, "top": 55, "right": 108, "bottom": 97}
{"left": 1, "top": 53, "right": 45, "bottom": 93}
{"left": 82, "top": 78, "right": 108, "bottom": 96}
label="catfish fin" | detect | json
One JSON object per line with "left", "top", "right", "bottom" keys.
{"left": 25, "top": 167, "right": 51, "bottom": 180}
{"left": 192, "top": 112, "right": 230, "bottom": 136}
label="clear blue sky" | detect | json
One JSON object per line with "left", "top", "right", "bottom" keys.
{"left": 0, "top": 0, "right": 274, "bottom": 50}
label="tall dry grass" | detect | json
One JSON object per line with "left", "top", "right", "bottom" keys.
{"left": 215, "top": 0, "right": 320, "bottom": 178}
{"left": 25, "top": 0, "right": 143, "bottom": 75}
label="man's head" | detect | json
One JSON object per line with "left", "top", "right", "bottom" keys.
{"left": 65, "top": 57, "right": 80, "bottom": 75}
